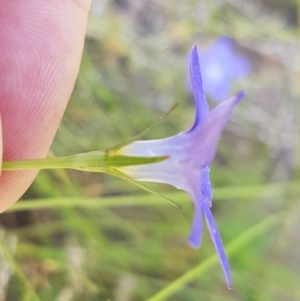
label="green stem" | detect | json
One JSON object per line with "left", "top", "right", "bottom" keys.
{"left": 1, "top": 151, "right": 107, "bottom": 172}
{"left": 2, "top": 156, "right": 73, "bottom": 170}
{"left": 145, "top": 213, "right": 281, "bottom": 301}
{"left": 1, "top": 150, "right": 167, "bottom": 172}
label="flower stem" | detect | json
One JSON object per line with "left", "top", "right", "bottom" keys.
{"left": 1, "top": 150, "right": 168, "bottom": 172}
{"left": 2, "top": 156, "right": 73, "bottom": 170}
{"left": 2, "top": 151, "right": 107, "bottom": 172}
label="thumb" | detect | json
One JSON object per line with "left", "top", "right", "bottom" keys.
{"left": 0, "top": 0, "right": 92, "bottom": 212}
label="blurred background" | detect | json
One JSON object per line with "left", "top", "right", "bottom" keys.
{"left": 1, "top": 0, "right": 300, "bottom": 300}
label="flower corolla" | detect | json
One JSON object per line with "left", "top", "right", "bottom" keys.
{"left": 116, "top": 45, "right": 245, "bottom": 287}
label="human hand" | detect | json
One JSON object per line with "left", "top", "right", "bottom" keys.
{"left": 0, "top": 0, "right": 92, "bottom": 212}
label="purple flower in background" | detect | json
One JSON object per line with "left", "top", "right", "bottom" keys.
{"left": 117, "top": 46, "right": 245, "bottom": 288}
{"left": 200, "top": 37, "right": 250, "bottom": 102}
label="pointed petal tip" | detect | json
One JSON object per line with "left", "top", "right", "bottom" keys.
{"left": 225, "top": 274, "right": 231, "bottom": 289}
{"left": 187, "top": 205, "right": 203, "bottom": 249}
{"left": 187, "top": 237, "right": 200, "bottom": 249}
{"left": 187, "top": 223, "right": 202, "bottom": 249}
{"left": 221, "top": 257, "right": 231, "bottom": 289}
{"left": 191, "top": 45, "right": 199, "bottom": 61}
{"left": 192, "top": 44, "right": 198, "bottom": 52}
{"left": 235, "top": 90, "right": 246, "bottom": 102}
{"left": 201, "top": 199, "right": 231, "bottom": 289}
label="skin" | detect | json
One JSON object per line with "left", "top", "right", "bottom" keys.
{"left": 0, "top": 0, "right": 92, "bottom": 212}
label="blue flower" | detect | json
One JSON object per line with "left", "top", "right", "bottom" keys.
{"left": 200, "top": 36, "right": 250, "bottom": 102}
{"left": 116, "top": 45, "right": 245, "bottom": 288}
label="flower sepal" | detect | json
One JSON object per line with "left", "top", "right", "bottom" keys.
{"left": 65, "top": 150, "right": 169, "bottom": 172}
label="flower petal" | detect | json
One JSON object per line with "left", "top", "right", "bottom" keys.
{"left": 189, "top": 45, "right": 209, "bottom": 131}
{"left": 201, "top": 197, "right": 231, "bottom": 288}
{"left": 192, "top": 91, "right": 245, "bottom": 167}
{"left": 188, "top": 200, "right": 203, "bottom": 248}
{"left": 201, "top": 165, "right": 212, "bottom": 206}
